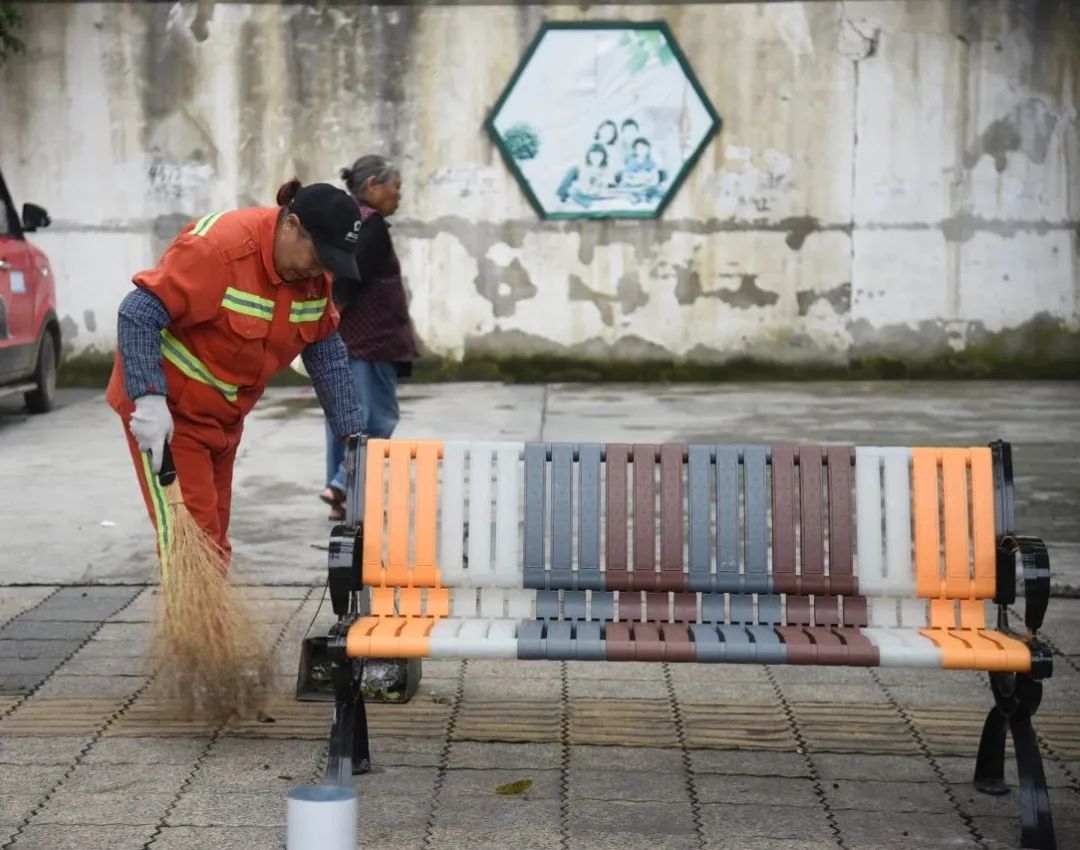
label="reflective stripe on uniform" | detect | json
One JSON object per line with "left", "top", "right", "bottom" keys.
{"left": 160, "top": 329, "right": 240, "bottom": 402}
{"left": 192, "top": 211, "right": 225, "bottom": 237}
{"left": 289, "top": 298, "right": 327, "bottom": 323}
{"left": 222, "top": 287, "right": 275, "bottom": 320}
{"left": 140, "top": 451, "right": 173, "bottom": 576}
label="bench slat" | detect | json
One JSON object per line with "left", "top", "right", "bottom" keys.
{"left": 578, "top": 443, "right": 603, "bottom": 590}
{"left": 524, "top": 443, "right": 547, "bottom": 589}
{"left": 799, "top": 445, "right": 827, "bottom": 595}
{"left": 771, "top": 445, "right": 797, "bottom": 594}
{"left": 605, "top": 444, "right": 630, "bottom": 590}
{"left": 633, "top": 443, "right": 658, "bottom": 589}
{"left": 439, "top": 443, "right": 467, "bottom": 584}
{"left": 551, "top": 443, "right": 575, "bottom": 588}
{"left": 827, "top": 446, "right": 856, "bottom": 595}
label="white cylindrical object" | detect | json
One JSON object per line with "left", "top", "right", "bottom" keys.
{"left": 287, "top": 785, "right": 357, "bottom": 850}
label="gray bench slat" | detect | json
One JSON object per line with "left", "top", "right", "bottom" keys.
{"left": 524, "top": 443, "right": 547, "bottom": 589}
{"left": 578, "top": 443, "right": 603, "bottom": 591}
{"left": 551, "top": 443, "right": 574, "bottom": 588}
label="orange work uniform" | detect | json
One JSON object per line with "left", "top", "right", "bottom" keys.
{"left": 106, "top": 208, "right": 340, "bottom": 561}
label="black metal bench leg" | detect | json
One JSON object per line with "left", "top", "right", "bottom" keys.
{"left": 353, "top": 685, "right": 371, "bottom": 775}
{"left": 326, "top": 657, "right": 359, "bottom": 785}
{"left": 1010, "top": 704, "right": 1055, "bottom": 850}
{"left": 974, "top": 705, "right": 1009, "bottom": 795}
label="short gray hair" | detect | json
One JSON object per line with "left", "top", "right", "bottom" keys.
{"left": 339, "top": 155, "right": 399, "bottom": 197}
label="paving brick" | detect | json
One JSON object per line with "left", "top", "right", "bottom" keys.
{"left": 567, "top": 799, "right": 696, "bottom": 838}
{"left": 569, "top": 768, "right": 688, "bottom": 803}
{"left": 0, "top": 640, "right": 82, "bottom": 659}
{"left": 824, "top": 778, "right": 954, "bottom": 813}
{"left": 694, "top": 774, "right": 819, "bottom": 807}
{"left": 61, "top": 762, "right": 191, "bottom": 794}
{"left": 149, "top": 826, "right": 288, "bottom": 850}
{"left": 34, "top": 675, "right": 146, "bottom": 699}
{"left": 32, "top": 789, "right": 173, "bottom": 825}
{"left": 448, "top": 741, "right": 559, "bottom": 770}
{"left": 0, "top": 765, "right": 69, "bottom": 798}
{"left": 689, "top": 749, "right": 809, "bottom": 778}
{"left": 8, "top": 824, "right": 155, "bottom": 850}
{"left": 440, "top": 767, "right": 559, "bottom": 801}
{"left": 166, "top": 791, "right": 286, "bottom": 827}
{"left": 0, "top": 675, "right": 46, "bottom": 695}
{"left": 0, "top": 794, "right": 40, "bottom": 825}
{"left": 83, "top": 736, "right": 210, "bottom": 765}
{"left": 830, "top": 809, "right": 978, "bottom": 849}
{"left": 569, "top": 745, "right": 684, "bottom": 773}
{"left": 813, "top": 752, "right": 938, "bottom": 783}
{"left": 698, "top": 802, "right": 832, "bottom": 842}
{"left": 0, "top": 735, "right": 89, "bottom": 765}
{"left": 0, "top": 621, "right": 96, "bottom": 642}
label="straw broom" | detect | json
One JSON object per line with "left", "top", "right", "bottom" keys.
{"left": 149, "top": 443, "right": 272, "bottom": 722}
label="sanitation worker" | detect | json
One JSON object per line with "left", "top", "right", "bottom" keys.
{"left": 106, "top": 179, "right": 366, "bottom": 562}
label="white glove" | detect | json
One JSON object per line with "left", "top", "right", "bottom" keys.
{"left": 130, "top": 394, "right": 174, "bottom": 474}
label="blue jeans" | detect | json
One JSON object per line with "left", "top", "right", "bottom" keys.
{"left": 326, "top": 359, "right": 400, "bottom": 492}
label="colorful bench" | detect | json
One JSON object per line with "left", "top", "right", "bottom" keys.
{"left": 316, "top": 438, "right": 1055, "bottom": 849}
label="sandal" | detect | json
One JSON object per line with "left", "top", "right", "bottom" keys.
{"left": 319, "top": 485, "right": 345, "bottom": 507}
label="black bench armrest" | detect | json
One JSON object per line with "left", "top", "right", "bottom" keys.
{"left": 327, "top": 436, "right": 366, "bottom": 618}
{"left": 996, "top": 534, "right": 1053, "bottom": 680}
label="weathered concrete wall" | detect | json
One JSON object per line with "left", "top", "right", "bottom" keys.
{"left": 1, "top": 1, "right": 1077, "bottom": 370}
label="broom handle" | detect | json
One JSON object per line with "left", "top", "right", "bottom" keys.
{"left": 158, "top": 442, "right": 177, "bottom": 488}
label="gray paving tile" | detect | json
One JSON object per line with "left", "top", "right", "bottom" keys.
{"left": 0, "top": 621, "right": 97, "bottom": 641}
{"left": 0, "top": 736, "right": 89, "bottom": 765}
{"left": 569, "top": 768, "right": 689, "bottom": 802}
{"left": 166, "top": 791, "right": 285, "bottom": 827}
{"left": 824, "top": 778, "right": 954, "bottom": 813}
{"left": 568, "top": 836, "right": 701, "bottom": 850}
{"left": 0, "top": 765, "right": 69, "bottom": 798}
{"left": 0, "top": 675, "right": 46, "bottom": 694}
{"left": 0, "top": 588, "right": 59, "bottom": 625}
{"left": 568, "top": 799, "right": 696, "bottom": 837}
{"left": 83, "top": 736, "right": 210, "bottom": 765}
{"left": 0, "top": 794, "right": 41, "bottom": 826}
{"left": 351, "top": 765, "right": 438, "bottom": 800}
{"left": 35, "top": 674, "right": 146, "bottom": 699}
{"left": 0, "top": 640, "right": 83, "bottom": 659}
{"left": 694, "top": 774, "right": 819, "bottom": 807}
{"left": 440, "top": 767, "right": 560, "bottom": 800}
{"left": 568, "top": 677, "right": 669, "bottom": 699}
{"left": 90, "top": 623, "right": 151, "bottom": 642}
{"left": 447, "top": 741, "right": 560, "bottom": 770}
{"left": 61, "top": 762, "right": 191, "bottom": 795}
{"left": 32, "top": 789, "right": 173, "bottom": 825}
{"left": 58, "top": 652, "right": 149, "bottom": 677}
{"left": 464, "top": 659, "right": 561, "bottom": 678}
{"left": 689, "top": 749, "right": 809, "bottom": 778}
{"left": 428, "top": 824, "right": 562, "bottom": 850}
{"left": 149, "top": 826, "right": 287, "bottom": 850}
{"left": 8, "top": 824, "right": 155, "bottom": 850}
{"left": 0, "top": 657, "right": 65, "bottom": 677}
{"left": 72, "top": 639, "right": 146, "bottom": 658}
{"left": 784, "top": 683, "right": 892, "bottom": 704}
{"left": 462, "top": 675, "right": 563, "bottom": 700}
{"left": 370, "top": 736, "right": 443, "bottom": 768}
{"left": 698, "top": 802, "right": 832, "bottom": 842}
{"left": 813, "top": 753, "right": 938, "bottom": 783}
{"left": 565, "top": 661, "right": 663, "bottom": 681}
{"left": 569, "top": 745, "right": 685, "bottom": 773}
{"left": 830, "top": 809, "right": 978, "bottom": 849}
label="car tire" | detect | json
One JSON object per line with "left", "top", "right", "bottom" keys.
{"left": 24, "top": 331, "right": 57, "bottom": 414}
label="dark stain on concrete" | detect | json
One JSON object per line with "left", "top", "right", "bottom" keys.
{"left": 191, "top": 0, "right": 215, "bottom": 42}
{"left": 567, "top": 272, "right": 648, "bottom": 327}
{"left": 475, "top": 259, "right": 536, "bottom": 318}
{"left": 82, "top": 310, "right": 97, "bottom": 334}
{"left": 136, "top": 4, "right": 198, "bottom": 147}
{"left": 59, "top": 316, "right": 79, "bottom": 357}
{"left": 797, "top": 283, "right": 851, "bottom": 316}
{"left": 673, "top": 255, "right": 703, "bottom": 306}
{"left": 963, "top": 98, "right": 1059, "bottom": 172}
{"left": 782, "top": 216, "right": 821, "bottom": 250}
{"left": 714, "top": 275, "right": 779, "bottom": 309}
{"left": 151, "top": 213, "right": 192, "bottom": 260}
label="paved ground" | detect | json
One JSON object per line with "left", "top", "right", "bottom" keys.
{"left": 1, "top": 382, "right": 1079, "bottom": 849}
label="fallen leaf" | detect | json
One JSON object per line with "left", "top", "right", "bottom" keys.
{"left": 494, "top": 779, "right": 533, "bottom": 795}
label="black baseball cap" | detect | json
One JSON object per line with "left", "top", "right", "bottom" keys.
{"left": 288, "top": 183, "right": 363, "bottom": 280}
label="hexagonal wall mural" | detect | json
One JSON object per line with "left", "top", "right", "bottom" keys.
{"left": 486, "top": 22, "right": 721, "bottom": 220}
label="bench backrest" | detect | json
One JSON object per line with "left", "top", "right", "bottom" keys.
{"left": 352, "top": 439, "right": 1015, "bottom": 635}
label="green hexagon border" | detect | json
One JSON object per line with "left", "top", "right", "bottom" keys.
{"left": 485, "top": 20, "right": 722, "bottom": 221}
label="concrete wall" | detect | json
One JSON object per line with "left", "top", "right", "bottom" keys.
{"left": 1, "top": 1, "right": 1077, "bottom": 370}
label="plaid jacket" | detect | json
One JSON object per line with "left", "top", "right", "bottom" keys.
{"left": 333, "top": 203, "right": 418, "bottom": 366}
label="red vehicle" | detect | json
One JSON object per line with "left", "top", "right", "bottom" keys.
{"left": 0, "top": 168, "right": 58, "bottom": 413}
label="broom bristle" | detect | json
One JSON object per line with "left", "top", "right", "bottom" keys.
{"left": 151, "top": 490, "right": 272, "bottom": 723}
